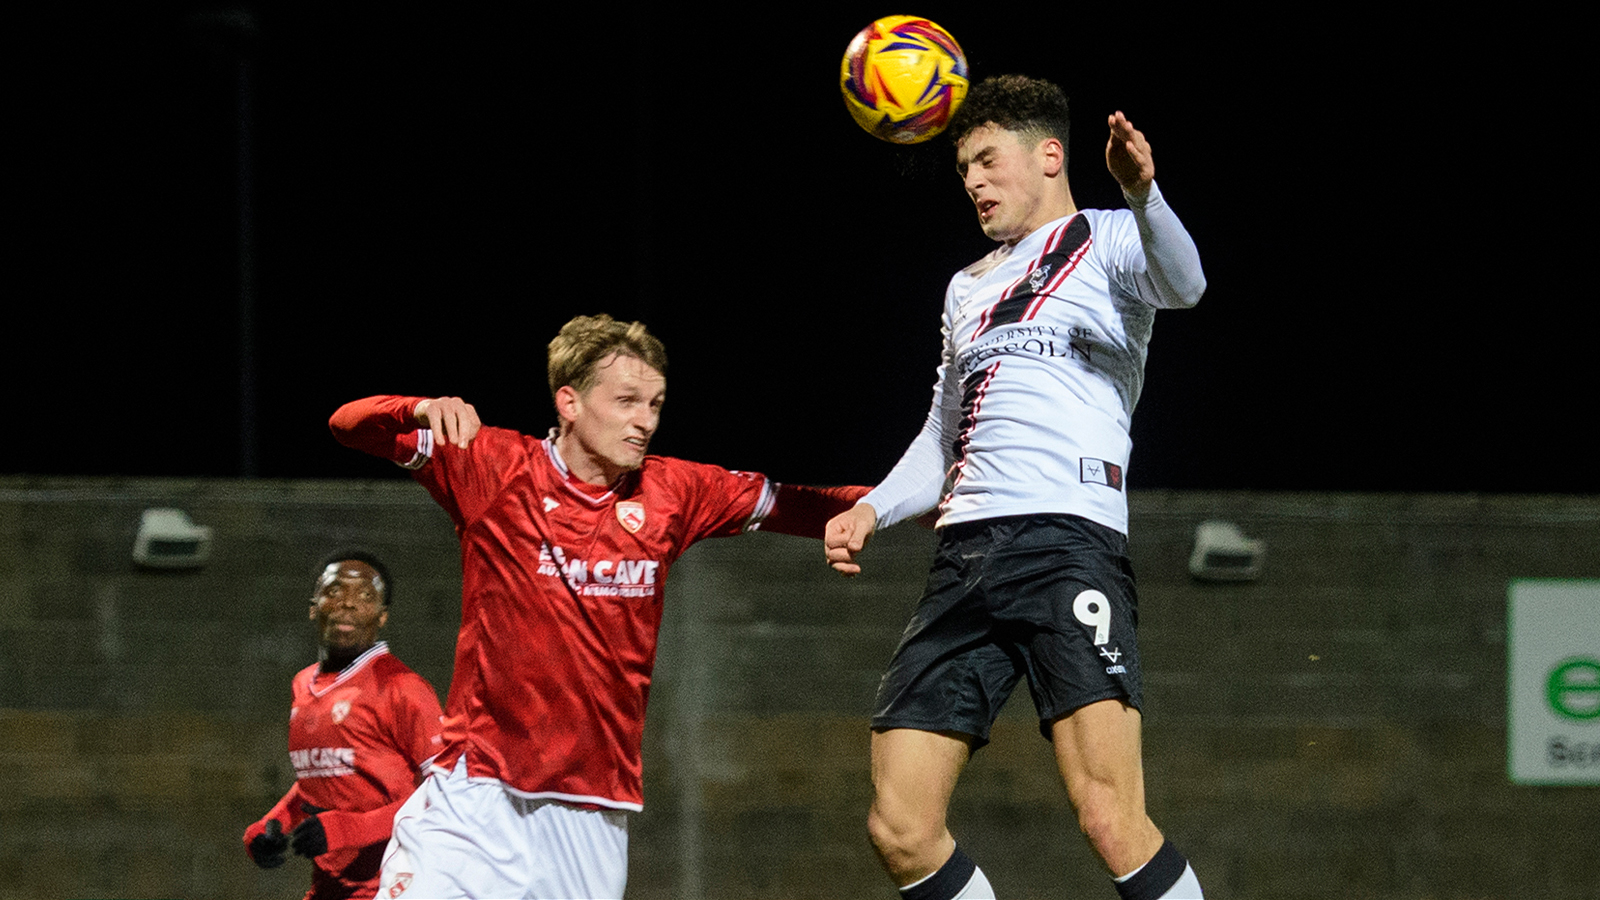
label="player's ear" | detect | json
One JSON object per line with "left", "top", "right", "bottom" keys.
{"left": 1039, "top": 137, "right": 1065, "bottom": 177}
{"left": 554, "top": 384, "right": 582, "bottom": 425}
{"left": 308, "top": 602, "right": 318, "bottom": 622}
{"left": 378, "top": 608, "right": 389, "bottom": 630}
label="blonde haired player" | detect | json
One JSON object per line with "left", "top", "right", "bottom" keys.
{"left": 827, "top": 76, "right": 1208, "bottom": 900}
{"left": 331, "top": 314, "right": 867, "bottom": 898}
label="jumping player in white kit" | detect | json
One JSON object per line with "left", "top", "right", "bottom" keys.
{"left": 826, "top": 75, "right": 1208, "bottom": 900}
{"left": 331, "top": 314, "right": 867, "bottom": 898}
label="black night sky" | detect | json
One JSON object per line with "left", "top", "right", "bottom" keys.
{"left": 10, "top": 6, "right": 1594, "bottom": 493}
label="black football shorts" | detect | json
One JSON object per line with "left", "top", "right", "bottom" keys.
{"left": 871, "top": 513, "right": 1143, "bottom": 747}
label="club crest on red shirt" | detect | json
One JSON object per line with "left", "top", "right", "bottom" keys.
{"left": 331, "top": 699, "right": 352, "bottom": 724}
{"left": 616, "top": 501, "right": 646, "bottom": 534}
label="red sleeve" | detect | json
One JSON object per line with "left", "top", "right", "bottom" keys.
{"left": 241, "top": 782, "right": 308, "bottom": 856}
{"left": 666, "top": 460, "right": 870, "bottom": 544}
{"left": 388, "top": 672, "right": 445, "bottom": 774}
{"left": 328, "top": 395, "right": 426, "bottom": 464}
{"left": 671, "top": 465, "right": 775, "bottom": 542}
{"left": 330, "top": 395, "right": 523, "bottom": 530}
{"left": 318, "top": 795, "right": 409, "bottom": 853}
{"left": 759, "top": 483, "right": 873, "bottom": 538}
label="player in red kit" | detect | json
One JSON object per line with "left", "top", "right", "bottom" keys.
{"left": 243, "top": 551, "right": 444, "bottom": 900}
{"left": 330, "top": 314, "right": 867, "bottom": 899}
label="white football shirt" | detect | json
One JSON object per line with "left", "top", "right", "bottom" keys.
{"left": 863, "top": 182, "right": 1205, "bottom": 536}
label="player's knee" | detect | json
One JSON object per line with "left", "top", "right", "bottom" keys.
{"left": 866, "top": 799, "right": 936, "bottom": 864}
{"left": 1071, "top": 786, "right": 1136, "bottom": 856}
{"left": 1074, "top": 801, "right": 1117, "bottom": 853}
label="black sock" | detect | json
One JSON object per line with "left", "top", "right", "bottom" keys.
{"left": 1113, "top": 839, "right": 1189, "bottom": 900}
{"left": 902, "top": 846, "right": 978, "bottom": 900}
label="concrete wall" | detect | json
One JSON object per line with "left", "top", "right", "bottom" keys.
{"left": 1, "top": 477, "right": 1596, "bottom": 899}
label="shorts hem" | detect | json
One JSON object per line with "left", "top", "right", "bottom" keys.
{"left": 1036, "top": 689, "right": 1143, "bottom": 739}
{"left": 868, "top": 717, "right": 993, "bottom": 749}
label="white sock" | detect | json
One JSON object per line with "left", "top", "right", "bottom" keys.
{"left": 953, "top": 865, "right": 995, "bottom": 899}
{"left": 1158, "top": 863, "right": 1203, "bottom": 899}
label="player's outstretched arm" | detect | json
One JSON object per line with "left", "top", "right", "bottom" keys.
{"left": 1103, "top": 110, "right": 1206, "bottom": 309}
{"left": 825, "top": 502, "right": 879, "bottom": 577}
{"left": 759, "top": 484, "right": 872, "bottom": 538}
{"left": 1105, "top": 111, "right": 1154, "bottom": 201}
{"left": 330, "top": 395, "right": 483, "bottom": 459}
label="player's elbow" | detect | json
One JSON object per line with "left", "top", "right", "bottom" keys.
{"left": 1150, "top": 275, "right": 1204, "bottom": 310}
{"left": 1175, "top": 273, "right": 1206, "bottom": 308}
{"left": 328, "top": 404, "right": 360, "bottom": 443}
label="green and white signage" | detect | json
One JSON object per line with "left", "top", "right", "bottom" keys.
{"left": 1508, "top": 580, "right": 1600, "bottom": 785}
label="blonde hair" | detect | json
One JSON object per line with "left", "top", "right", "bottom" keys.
{"left": 547, "top": 314, "right": 668, "bottom": 399}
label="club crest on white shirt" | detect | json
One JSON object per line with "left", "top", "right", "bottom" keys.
{"left": 331, "top": 700, "right": 352, "bottom": 724}
{"left": 616, "top": 501, "right": 646, "bottom": 534}
{"left": 1028, "top": 263, "right": 1053, "bottom": 292}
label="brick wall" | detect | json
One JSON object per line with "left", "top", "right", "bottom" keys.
{"left": 1, "top": 477, "right": 1596, "bottom": 898}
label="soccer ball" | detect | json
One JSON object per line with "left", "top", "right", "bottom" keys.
{"left": 839, "top": 16, "right": 969, "bottom": 145}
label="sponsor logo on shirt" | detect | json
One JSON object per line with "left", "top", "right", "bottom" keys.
{"left": 956, "top": 324, "right": 1097, "bottom": 380}
{"left": 291, "top": 746, "right": 357, "bottom": 778}
{"left": 1080, "top": 458, "right": 1124, "bottom": 491}
{"left": 537, "top": 542, "right": 661, "bottom": 598}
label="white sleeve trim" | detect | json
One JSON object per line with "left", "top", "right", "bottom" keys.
{"left": 741, "top": 476, "right": 778, "bottom": 532}
{"left": 398, "top": 428, "right": 435, "bottom": 470}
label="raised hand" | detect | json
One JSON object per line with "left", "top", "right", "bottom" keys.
{"left": 1105, "top": 111, "right": 1155, "bottom": 201}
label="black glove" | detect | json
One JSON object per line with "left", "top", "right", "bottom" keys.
{"left": 248, "top": 819, "right": 289, "bottom": 868}
{"left": 291, "top": 803, "right": 330, "bottom": 858}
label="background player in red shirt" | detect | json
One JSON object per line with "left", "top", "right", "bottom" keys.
{"left": 243, "top": 551, "right": 444, "bottom": 900}
{"left": 330, "top": 314, "right": 866, "bottom": 899}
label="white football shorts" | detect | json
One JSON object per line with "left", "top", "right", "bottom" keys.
{"left": 378, "top": 755, "right": 630, "bottom": 899}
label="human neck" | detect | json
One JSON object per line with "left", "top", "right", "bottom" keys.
{"left": 1007, "top": 192, "right": 1078, "bottom": 247}
{"left": 320, "top": 643, "right": 372, "bottom": 673}
{"left": 553, "top": 432, "right": 622, "bottom": 487}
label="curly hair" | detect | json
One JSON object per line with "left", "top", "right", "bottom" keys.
{"left": 547, "top": 314, "right": 668, "bottom": 399}
{"left": 947, "top": 74, "right": 1071, "bottom": 158}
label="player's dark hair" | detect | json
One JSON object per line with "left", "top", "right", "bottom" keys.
{"left": 947, "top": 74, "right": 1070, "bottom": 160}
{"left": 547, "top": 314, "right": 669, "bottom": 400}
{"left": 314, "top": 548, "right": 393, "bottom": 606}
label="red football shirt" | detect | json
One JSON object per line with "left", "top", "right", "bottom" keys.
{"left": 286, "top": 643, "right": 443, "bottom": 895}
{"left": 330, "top": 395, "right": 864, "bottom": 810}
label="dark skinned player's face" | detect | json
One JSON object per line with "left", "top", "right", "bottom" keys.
{"left": 309, "top": 560, "right": 388, "bottom": 653}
